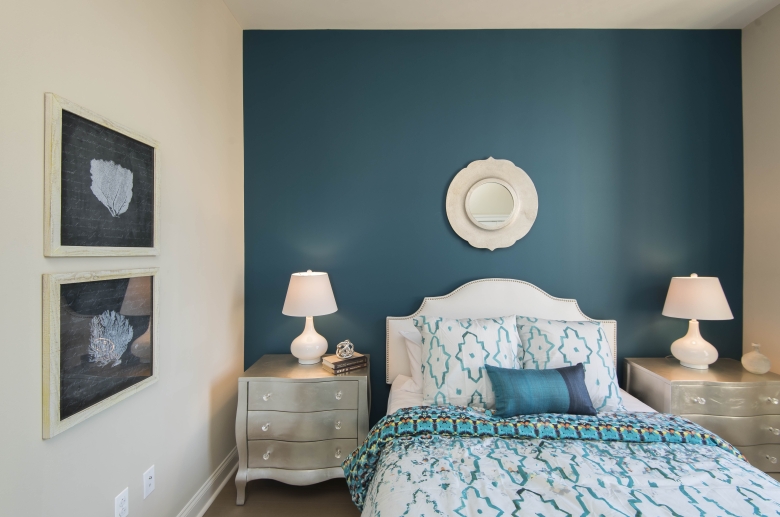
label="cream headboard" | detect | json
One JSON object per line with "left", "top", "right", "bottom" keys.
{"left": 386, "top": 278, "right": 616, "bottom": 383}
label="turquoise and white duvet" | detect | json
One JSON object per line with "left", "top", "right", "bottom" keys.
{"left": 344, "top": 406, "right": 780, "bottom": 516}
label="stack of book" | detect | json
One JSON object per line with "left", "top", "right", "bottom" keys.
{"left": 322, "top": 352, "right": 367, "bottom": 375}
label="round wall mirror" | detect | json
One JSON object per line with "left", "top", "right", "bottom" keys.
{"left": 465, "top": 180, "right": 517, "bottom": 230}
{"left": 445, "top": 157, "right": 538, "bottom": 250}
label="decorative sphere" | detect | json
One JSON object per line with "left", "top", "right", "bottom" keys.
{"left": 336, "top": 340, "right": 354, "bottom": 359}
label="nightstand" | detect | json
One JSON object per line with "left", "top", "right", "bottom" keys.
{"left": 626, "top": 357, "right": 780, "bottom": 480}
{"left": 234, "top": 354, "right": 370, "bottom": 505}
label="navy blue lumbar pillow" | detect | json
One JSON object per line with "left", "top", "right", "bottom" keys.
{"left": 485, "top": 363, "right": 597, "bottom": 417}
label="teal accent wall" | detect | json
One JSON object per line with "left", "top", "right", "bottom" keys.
{"left": 244, "top": 30, "right": 743, "bottom": 424}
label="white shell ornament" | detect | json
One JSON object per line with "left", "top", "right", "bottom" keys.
{"left": 90, "top": 159, "right": 134, "bottom": 217}
{"left": 336, "top": 340, "right": 354, "bottom": 359}
{"left": 742, "top": 343, "right": 771, "bottom": 375}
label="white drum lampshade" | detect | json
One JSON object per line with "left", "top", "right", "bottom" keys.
{"left": 662, "top": 274, "right": 733, "bottom": 369}
{"left": 283, "top": 270, "right": 337, "bottom": 364}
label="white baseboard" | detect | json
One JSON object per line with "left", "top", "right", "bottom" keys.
{"left": 176, "top": 446, "right": 238, "bottom": 517}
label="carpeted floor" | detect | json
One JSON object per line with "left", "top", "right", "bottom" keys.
{"left": 203, "top": 477, "right": 361, "bottom": 517}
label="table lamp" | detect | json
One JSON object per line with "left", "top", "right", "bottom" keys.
{"left": 282, "top": 270, "right": 337, "bottom": 364}
{"left": 662, "top": 273, "right": 733, "bottom": 369}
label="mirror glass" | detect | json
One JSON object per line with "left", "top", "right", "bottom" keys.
{"left": 467, "top": 182, "right": 515, "bottom": 230}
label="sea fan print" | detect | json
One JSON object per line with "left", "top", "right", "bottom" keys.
{"left": 88, "top": 310, "right": 133, "bottom": 367}
{"left": 89, "top": 159, "right": 133, "bottom": 217}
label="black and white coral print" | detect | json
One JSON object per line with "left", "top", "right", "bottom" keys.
{"left": 59, "top": 277, "right": 153, "bottom": 420}
{"left": 60, "top": 110, "right": 154, "bottom": 248}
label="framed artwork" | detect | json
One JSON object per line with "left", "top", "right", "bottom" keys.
{"left": 44, "top": 93, "right": 160, "bottom": 256}
{"left": 43, "top": 268, "right": 158, "bottom": 439}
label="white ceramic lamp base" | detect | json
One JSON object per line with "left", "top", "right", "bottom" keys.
{"left": 671, "top": 319, "right": 718, "bottom": 370}
{"left": 291, "top": 316, "right": 328, "bottom": 364}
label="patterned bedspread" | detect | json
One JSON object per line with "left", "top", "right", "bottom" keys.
{"left": 343, "top": 406, "right": 780, "bottom": 516}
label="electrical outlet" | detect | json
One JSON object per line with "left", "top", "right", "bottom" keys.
{"left": 115, "top": 487, "right": 129, "bottom": 517}
{"left": 143, "top": 465, "right": 155, "bottom": 499}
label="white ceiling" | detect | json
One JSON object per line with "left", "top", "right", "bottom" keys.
{"left": 224, "top": 0, "right": 780, "bottom": 30}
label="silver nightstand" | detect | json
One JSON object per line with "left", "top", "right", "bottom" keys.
{"left": 626, "top": 357, "right": 780, "bottom": 480}
{"left": 235, "top": 354, "right": 370, "bottom": 505}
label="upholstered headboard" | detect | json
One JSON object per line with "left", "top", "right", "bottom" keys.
{"left": 385, "top": 278, "right": 616, "bottom": 383}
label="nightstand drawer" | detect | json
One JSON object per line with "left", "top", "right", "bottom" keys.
{"left": 247, "top": 439, "right": 356, "bottom": 469}
{"left": 740, "top": 444, "right": 780, "bottom": 473}
{"left": 672, "top": 384, "right": 780, "bottom": 416}
{"left": 247, "top": 409, "right": 357, "bottom": 441}
{"left": 248, "top": 380, "right": 358, "bottom": 412}
{"left": 683, "top": 414, "right": 780, "bottom": 446}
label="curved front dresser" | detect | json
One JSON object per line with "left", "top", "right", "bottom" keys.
{"left": 235, "top": 354, "right": 370, "bottom": 505}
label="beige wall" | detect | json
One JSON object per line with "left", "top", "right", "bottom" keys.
{"left": 0, "top": 1, "right": 244, "bottom": 516}
{"left": 744, "top": 5, "right": 780, "bottom": 369}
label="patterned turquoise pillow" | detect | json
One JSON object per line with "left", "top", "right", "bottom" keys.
{"left": 486, "top": 363, "right": 597, "bottom": 417}
{"left": 516, "top": 317, "right": 623, "bottom": 412}
{"left": 413, "top": 315, "right": 520, "bottom": 408}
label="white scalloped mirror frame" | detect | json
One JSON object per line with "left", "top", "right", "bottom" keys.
{"left": 446, "top": 157, "right": 538, "bottom": 250}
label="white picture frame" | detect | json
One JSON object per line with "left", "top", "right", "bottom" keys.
{"left": 43, "top": 268, "right": 159, "bottom": 439}
{"left": 44, "top": 93, "right": 160, "bottom": 257}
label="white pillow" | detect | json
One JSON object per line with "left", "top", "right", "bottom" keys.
{"left": 413, "top": 315, "right": 520, "bottom": 409}
{"left": 399, "top": 329, "right": 423, "bottom": 390}
{"left": 516, "top": 316, "right": 623, "bottom": 412}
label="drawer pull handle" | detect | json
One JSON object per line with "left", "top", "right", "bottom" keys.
{"left": 767, "top": 455, "right": 778, "bottom": 464}
{"left": 335, "top": 421, "right": 342, "bottom": 430}
{"left": 263, "top": 451, "right": 271, "bottom": 461}
{"left": 262, "top": 393, "right": 272, "bottom": 401}
{"left": 335, "top": 390, "right": 343, "bottom": 400}
{"left": 769, "top": 397, "right": 780, "bottom": 405}
{"left": 690, "top": 396, "right": 706, "bottom": 405}
{"left": 262, "top": 423, "right": 271, "bottom": 432}
{"left": 770, "top": 427, "right": 780, "bottom": 436}
{"left": 335, "top": 448, "right": 342, "bottom": 459}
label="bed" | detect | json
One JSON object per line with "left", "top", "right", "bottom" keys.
{"left": 343, "top": 278, "right": 780, "bottom": 516}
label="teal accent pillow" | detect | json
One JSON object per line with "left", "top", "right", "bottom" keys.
{"left": 485, "top": 363, "right": 597, "bottom": 417}
{"left": 413, "top": 315, "right": 520, "bottom": 409}
{"left": 516, "top": 317, "right": 623, "bottom": 412}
